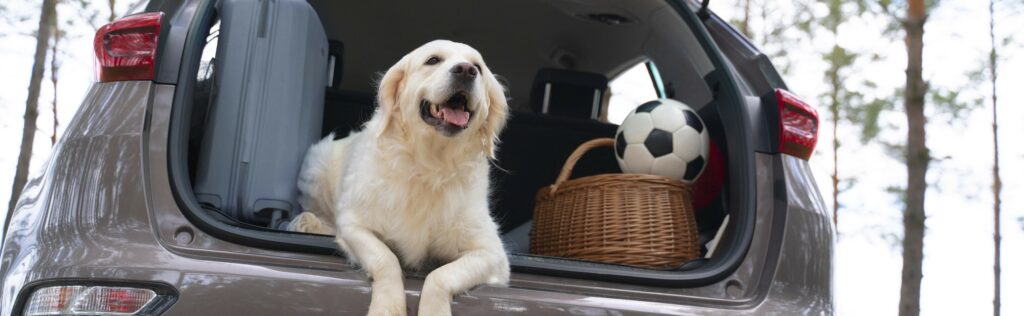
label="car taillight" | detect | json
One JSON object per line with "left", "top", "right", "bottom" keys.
{"left": 93, "top": 12, "right": 163, "bottom": 82}
{"left": 24, "top": 285, "right": 159, "bottom": 315}
{"left": 776, "top": 89, "right": 818, "bottom": 160}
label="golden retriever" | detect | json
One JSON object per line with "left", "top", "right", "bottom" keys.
{"left": 288, "top": 40, "right": 510, "bottom": 316}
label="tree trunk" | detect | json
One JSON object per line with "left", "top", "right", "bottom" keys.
{"left": 759, "top": 0, "right": 768, "bottom": 47}
{"left": 826, "top": 5, "right": 842, "bottom": 227}
{"left": 988, "top": 0, "right": 1001, "bottom": 315}
{"left": 108, "top": 0, "right": 117, "bottom": 22}
{"left": 50, "top": 14, "right": 60, "bottom": 147}
{"left": 831, "top": 100, "right": 839, "bottom": 226}
{"left": 6, "top": 0, "right": 57, "bottom": 222}
{"left": 828, "top": 46, "right": 840, "bottom": 227}
{"left": 898, "top": 1, "right": 929, "bottom": 316}
{"left": 740, "top": 0, "right": 752, "bottom": 38}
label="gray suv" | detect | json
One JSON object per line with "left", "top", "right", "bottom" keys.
{"left": 1, "top": 0, "right": 833, "bottom": 315}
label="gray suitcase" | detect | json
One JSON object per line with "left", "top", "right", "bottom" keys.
{"left": 194, "top": 0, "right": 328, "bottom": 228}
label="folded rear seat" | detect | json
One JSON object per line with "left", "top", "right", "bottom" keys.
{"left": 493, "top": 69, "right": 617, "bottom": 236}
{"left": 321, "top": 90, "right": 376, "bottom": 139}
{"left": 493, "top": 112, "right": 620, "bottom": 234}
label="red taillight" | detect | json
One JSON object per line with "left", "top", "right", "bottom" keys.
{"left": 94, "top": 12, "right": 163, "bottom": 82}
{"left": 776, "top": 89, "right": 818, "bottom": 160}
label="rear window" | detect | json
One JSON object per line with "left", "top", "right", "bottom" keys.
{"left": 607, "top": 60, "right": 663, "bottom": 124}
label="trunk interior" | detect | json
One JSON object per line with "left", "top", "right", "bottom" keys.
{"left": 182, "top": 0, "right": 742, "bottom": 282}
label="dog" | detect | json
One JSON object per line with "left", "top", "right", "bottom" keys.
{"left": 288, "top": 40, "right": 510, "bottom": 316}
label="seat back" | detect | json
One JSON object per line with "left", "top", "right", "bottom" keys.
{"left": 491, "top": 112, "right": 620, "bottom": 232}
{"left": 321, "top": 90, "right": 376, "bottom": 139}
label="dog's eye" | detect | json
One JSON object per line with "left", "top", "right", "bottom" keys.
{"left": 425, "top": 56, "right": 441, "bottom": 65}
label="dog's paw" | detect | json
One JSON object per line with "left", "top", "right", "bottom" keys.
{"left": 417, "top": 283, "right": 453, "bottom": 316}
{"left": 367, "top": 279, "right": 407, "bottom": 316}
{"left": 489, "top": 263, "right": 511, "bottom": 286}
{"left": 286, "top": 212, "right": 334, "bottom": 235}
{"left": 415, "top": 298, "right": 452, "bottom": 314}
{"left": 416, "top": 299, "right": 452, "bottom": 316}
{"left": 367, "top": 298, "right": 407, "bottom": 316}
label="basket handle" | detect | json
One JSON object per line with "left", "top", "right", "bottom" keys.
{"left": 550, "top": 138, "right": 615, "bottom": 192}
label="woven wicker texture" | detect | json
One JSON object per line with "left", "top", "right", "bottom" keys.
{"left": 530, "top": 138, "right": 701, "bottom": 269}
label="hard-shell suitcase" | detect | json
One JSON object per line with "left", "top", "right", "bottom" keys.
{"left": 194, "top": 0, "right": 328, "bottom": 227}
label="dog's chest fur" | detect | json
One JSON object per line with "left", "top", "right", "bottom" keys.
{"left": 338, "top": 131, "right": 492, "bottom": 268}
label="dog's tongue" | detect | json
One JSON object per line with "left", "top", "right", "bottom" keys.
{"left": 440, "top": 107, "right": 470, "bottom": 127}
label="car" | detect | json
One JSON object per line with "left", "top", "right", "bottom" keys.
{"left": 0, "top": 0, "right": 833, "bottom": 315}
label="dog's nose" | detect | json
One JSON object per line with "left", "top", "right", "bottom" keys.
{"left": 450, "top": 63, "right": 478, "bottom": 80}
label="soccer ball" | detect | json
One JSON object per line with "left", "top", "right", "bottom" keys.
{"left": 614, "top": 99, "right": 710, "bottom": 183}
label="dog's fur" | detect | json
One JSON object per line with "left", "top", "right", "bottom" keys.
{"left": 288, "top": 40, "right": 510, "bottom": 316}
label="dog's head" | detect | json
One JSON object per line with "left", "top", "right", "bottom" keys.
{"left": 375, "top": 40, "right": 508, "bottom": 158}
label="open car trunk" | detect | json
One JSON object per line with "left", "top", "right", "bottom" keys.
{"left": 173, "top": 0, "right": 757, "bottom": 286}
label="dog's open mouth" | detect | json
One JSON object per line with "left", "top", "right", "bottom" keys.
{"left": 420, "top": 91, "right": 473, "bottom": 135}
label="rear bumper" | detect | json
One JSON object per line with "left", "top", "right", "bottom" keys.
{"left": 1, "top": 82, "right": 833, "bottom": 315}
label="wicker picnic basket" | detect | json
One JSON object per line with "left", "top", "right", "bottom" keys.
{"left": 530, "top": 138, "right": 701, "bottom": 269}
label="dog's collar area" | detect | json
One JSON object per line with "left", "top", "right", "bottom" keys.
{"left": 419, "top": 94, "right": 473, "bottom": 136}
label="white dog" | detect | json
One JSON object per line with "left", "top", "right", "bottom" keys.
{"left": 288, "top": 40, "right": 510, "bottom": 316}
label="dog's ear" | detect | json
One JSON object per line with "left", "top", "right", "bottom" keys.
{"left": 375, "top": 58, "right": 407, "bottom": 137}
{"left": 480, "top": 70, "right": 509, "bottom": 160}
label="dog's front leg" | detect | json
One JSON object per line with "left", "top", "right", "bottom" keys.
{"left": 338, "top": 225, "right": 407, "bottom": 316}
{"left": 418, "top": 248, "right": 509, "bottom": 316}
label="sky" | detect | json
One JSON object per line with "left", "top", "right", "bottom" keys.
{"left": 0, "top": 1, "right": 1022, "bottom": 315}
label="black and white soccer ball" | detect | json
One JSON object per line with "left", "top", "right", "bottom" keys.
{"left": 614, "top": 99, "right": 710, "bottom": 183}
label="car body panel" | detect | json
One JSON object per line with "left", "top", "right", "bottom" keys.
{"left": 1, "top": 0, "right": 834, "bottom": 314}
{"left": 1, "top": 81, "right": 155, "bottom": 315}
{"left": 2, "top": 82, "right": 832, "bottom": 315}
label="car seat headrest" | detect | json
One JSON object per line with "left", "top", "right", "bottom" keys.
{"left": 529, "top": 68, "right": 609, "bottom": 119}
